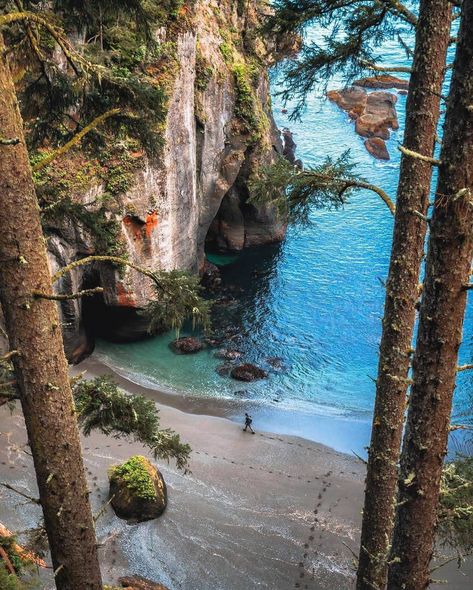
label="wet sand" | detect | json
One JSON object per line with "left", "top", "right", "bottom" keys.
{"left": 0, "top": 358, "right": 471, "bottom": 589}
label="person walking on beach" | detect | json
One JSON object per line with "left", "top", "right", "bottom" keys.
{"left": 243, "top": 413, "right": 255, "bottom": 434}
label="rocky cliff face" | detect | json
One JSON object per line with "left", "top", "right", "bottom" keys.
{"left": 41, "top": 0, "right": 287, "bottom": 360}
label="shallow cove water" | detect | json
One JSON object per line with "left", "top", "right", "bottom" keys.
{"left": 96, "top": 32, "right": 473, "bottom": 457}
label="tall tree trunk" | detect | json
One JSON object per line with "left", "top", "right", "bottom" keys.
{"left": 356, "top": 2, "right": 452, "bottom": 589}
{"left": 388, "top": 2, "right": 473, "bottom": 588}
{"left": 0, "top": 33, "right": 103, "bottom": 590}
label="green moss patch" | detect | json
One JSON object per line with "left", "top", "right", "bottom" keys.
{"left": 109, "top": 455, "right": 157, "bottom": 501}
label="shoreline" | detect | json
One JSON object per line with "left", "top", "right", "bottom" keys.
{"left": 0, "top": 359, "right": 471, "bottom": 589}
{"left": 82, "top": 354, "right": 373, "bottom": 458}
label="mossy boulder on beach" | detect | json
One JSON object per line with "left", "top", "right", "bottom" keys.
{"left": 105, "top": 576, "right": 170, "bottom": 590}
{"left": 108, "top": 456, "right": 167, "bottom": 522}
{"left": 118, "top": 576, "right": 170, "bottom": 590}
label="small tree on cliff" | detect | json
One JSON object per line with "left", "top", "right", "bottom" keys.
{"left": 388, "top": 1, "right": 473, "bottom": 587}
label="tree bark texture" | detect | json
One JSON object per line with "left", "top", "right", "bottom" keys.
{"left": 0, "top": 33, "right": 103, "bottom": 590}
{"left": 356, "top": 3, "right": 452, "bottom": 589}
{"left": 388, "top": 2, "right": 473, "bottom": 588}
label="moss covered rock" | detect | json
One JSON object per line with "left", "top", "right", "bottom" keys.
{"left": 109, "top": 456, "right": 167, "bottom": 522}
{"left": 118, "top": 576, "right": 170, "bottom": 590}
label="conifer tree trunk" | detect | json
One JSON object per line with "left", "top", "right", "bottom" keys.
{"left": 356, "top": 2, "right": 452, "bottom": 589}
{"left": 388, "top": 3, "right": 473, "bottom": 588}
{"left": 0, "top": 33, "right": 103, "bottom": 590}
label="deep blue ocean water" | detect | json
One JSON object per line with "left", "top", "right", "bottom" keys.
{"left": 95, "top": 27, "right": 472, "bottom": 455}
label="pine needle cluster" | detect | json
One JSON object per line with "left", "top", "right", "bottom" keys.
{"left": 145, "top": 270, "right": 212, "bottom": 336}
{"left": 265, "top": 0, "right": 415, "bottom": 117}
{"left": 249, "top": 151, "right": 359, "bottom": 224}
{"left": 73, "top": 375, "right": 191, "bottom": 470}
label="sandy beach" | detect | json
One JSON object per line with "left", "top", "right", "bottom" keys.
{"left": 0, "top": 356, "right": 471, "bottom": 590}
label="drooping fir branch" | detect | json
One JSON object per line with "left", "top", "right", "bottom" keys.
{"left": 358, "top": 58, "right": 412, "bottom": 73}
{"left": 0, "top": 11, "right": 90, "bottom": 76}
{"left": 266, "top": 1, "right": 417, "bottom": 116}
{"left": 144, "top": 270, "right": 212, "bottom": 335}
{"left": 73, "top": 376, "right": 191, "bottom": 470}
{"left": 249, "top": 154, "right": 395, "bottom": 223}
{"left": 32, "top": 287, "right": 104, "bottom": 301}
{"left": 51, "top": 255, "right": 211, "bottom": 334}
{"left": 2, "top": 5, "right": 169, "bottom": 155}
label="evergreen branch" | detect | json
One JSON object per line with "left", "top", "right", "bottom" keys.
{"left": 398, "top": 145, "right": 442, "bottom": 166}
{"left": 358, "top": 59, "right": 412, "bottom": 73}
{"left": 0, "top": 351, "right": 18, "bottom": 362}
{"left": 93, "top": 495, "right": 115, "bottom": 523}
{"left": 0, "top": 11, "right": 86, "bottom": 76}
{"left": 0, "top": 137, "right": 19, "bottom": 145}
{"left": 0, "top": 482, "right": 41, "bottom": 505}
{"left": 14, "top": 0, "right": 46, "bottom": 66}
{"left": 51, "top": 255, "right": 156, "bottom": 284}
{"left": 409, "top": 210, "right": 430, "bottom": 224}
{"left": 73, "top": 376, "right": 191, "bottom": 470}
{"left": 32, "top": 109, "right": 121, "bottom": 172}
{"left": 249, "top": 155, "right": 395, "bottom": 221}
{"left": 32, "top": 287, "right": 104, "bottom": 301}
{"left": 397, "top": 33, "right": 414, "bottom": 59}
{"left": 376, "top": 0, "right": 417, "bottom": 25}
{"left": 52, "top": 256, "right": 211, "bottom": 335}
{"left": 429, "top": 553, "right": 473, "bottom": 574}
{"left": 331, "top": 178, "right": 395, "bottom": 214}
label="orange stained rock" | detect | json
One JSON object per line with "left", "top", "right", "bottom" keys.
{"left": 116, "top": 282, "right": 136, "bottom": 307}
{"left": 145, "top": 211, "right": 158, "bottom": 239}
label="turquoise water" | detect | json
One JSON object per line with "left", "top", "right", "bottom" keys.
{"left": 95, "top": 28, "right": 472, "bottom": 454}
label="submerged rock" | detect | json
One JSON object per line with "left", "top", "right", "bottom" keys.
{"left": 214, "top": 349, "right": 243, "bottom": 361}
{"left": 170, "top": 337, "right": 204, "bottom": 354}
{"left": 201, "top": 260, "right": 222, "bottom": 292}
{"left": 266, "top": 356, "right": 286, "bottom": 370}
{"left": 118, "top": 575, "right": 169, "bottom": 590}
{"left": 109, "top": 456, "right": 167, "bottom": 523}
{"left": 216, "top": 363, "right": 233, "bottom": 376}
{"left": 230, "top": 363, "right": 268, "bottom": 382}
{"left": 364, "top": 137, "right": 390, "bottom": 161}
{"left": 234, "top": 389, "right": 250, "bottom": 397}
